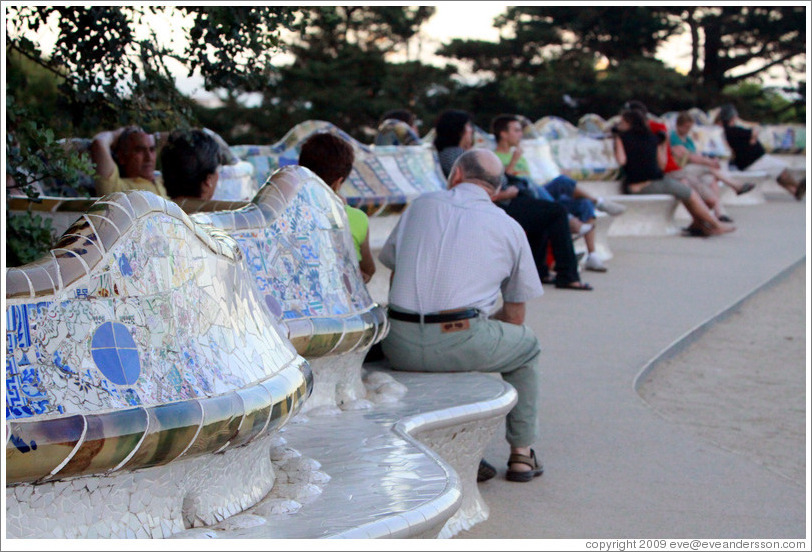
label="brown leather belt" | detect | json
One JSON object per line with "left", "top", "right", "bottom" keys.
{"left": 387, "top": 307, "right": 480, "bottom": 324}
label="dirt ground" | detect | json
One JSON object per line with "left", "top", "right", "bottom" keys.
{"left": 637, "top": 262, "right": 807, "bottom": 487}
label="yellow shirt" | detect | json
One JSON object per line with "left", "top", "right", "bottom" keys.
{"left": 95, "top": 164, "right": 168, "bottom": 198}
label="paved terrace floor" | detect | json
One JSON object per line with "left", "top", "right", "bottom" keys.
{"left": 455, "top": 193, "right": 808, "bottom": 539}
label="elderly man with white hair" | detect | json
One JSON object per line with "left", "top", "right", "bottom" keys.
{"left": 380, "top": 148, "right": 545, "bottom": 483}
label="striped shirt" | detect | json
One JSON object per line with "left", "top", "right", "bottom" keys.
{"left": 379, "top": 183, "right": 543, "bottom": 315}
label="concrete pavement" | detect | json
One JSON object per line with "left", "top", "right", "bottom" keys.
{"left": 456, "top": 194, "right": 808, "bottom": 539}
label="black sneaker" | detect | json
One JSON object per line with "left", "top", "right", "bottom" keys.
{"left": 477, "top": 459, "right": 497, "bottom": 482}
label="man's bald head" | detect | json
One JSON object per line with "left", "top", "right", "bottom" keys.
{"left": 448, "top": 149, "right": 503, "bottom": 191}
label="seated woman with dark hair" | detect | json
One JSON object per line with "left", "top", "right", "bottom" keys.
{"left": 718, "top": 104, "right": 805, "bottom": 201}
{"left": 160, "top": 129, "right": 220, "bottom": 201}
{"left": 433, "top": 110, "right": 592, "bottom": 290}
{"left": 613, "top": 108, "right": 735, "bottom": 237}
{"left": 298, "top": 132, "right": 376, "bottom": 283}
{"left": 433, "top": 109, "right": 475, "bottom": 177}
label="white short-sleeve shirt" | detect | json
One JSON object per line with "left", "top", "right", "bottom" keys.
{"left": 379, "top": 183, "right": 543, "bottom": 315}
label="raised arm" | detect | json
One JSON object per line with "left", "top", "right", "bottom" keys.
{"left": 90, "top": 127, "right": 125, "bottom": 180}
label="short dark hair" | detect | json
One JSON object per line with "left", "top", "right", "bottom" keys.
{"left": 491, "top": 114, "right": 520, "bottom": 138}
{"left": 718, "top": 104, "right": 738, "bottom": 125}
{"left": 298, "top": 132, "right": 355, "bottom": 187}
{"left": 380, "top": 109, "right": 415, "bottom": 126}
{"left": 160, "top": 129, "right": 220, "bottom": 199}
{"left": 433, "top": 109, "right": 472, "bottom": 151}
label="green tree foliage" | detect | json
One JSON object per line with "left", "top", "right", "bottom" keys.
{"left": 674, "top": 6, "right": 806, "bottom": 100}
{"left": 493, "top": 6, "right": 681, "bottom": 64}
{"left": 259, "top": 6, "right": 458, "bottom": 141}
{"left": 438, "top": 6, "right": 805, "bottom": 121}
{"left": 5, "top": 5, "right": 301, "bottom": 266}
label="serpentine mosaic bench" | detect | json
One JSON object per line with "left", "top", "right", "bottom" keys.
{"left": 5, "top": 191, "right": 312, "bottom": 538}
{"left": 230, "top": 120, "right": 447, "bottom": 217}
{"left": 170, "top": 369, "right": 517, "bottom": 539}
{"left": 185, "top": 166, "right": 389, "bottom": 414}
{"left": 6, "top": 168, "right": 516, "bottom": 540}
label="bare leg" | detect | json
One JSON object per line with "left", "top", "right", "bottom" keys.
{"left": 583, "top": 218, "right": 596, "bottom": 254}
{"left": 573, "top": 186, "right": 596, "bottom": 202}
{"left": 709, "top": 167, "right": 746, "bottom": 193}
{"left": 777, "top": 169, "right": 805, "bottom": 200}
{"left": 683, "top": 190, "right": 735, "bottom": 235}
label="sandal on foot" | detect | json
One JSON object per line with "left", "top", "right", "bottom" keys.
{"left": 477, "top": 459, "right": 497, "bottom": 482}
{"left": 795, "top": 180, "right": 806, "bottom": 201}
{"left": 554, "top": 280, "right": 593, "bottom": 291}
{"left": 506, "top": 449, "right": 544, "bottom": 483}
{"left": 736, "top": 182, "right": 755, "bottom": 196}
{"left": 681, "top": 226, "right": 706, "bottom": 237}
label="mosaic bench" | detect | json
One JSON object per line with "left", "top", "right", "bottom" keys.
{"left": 171, "top": 369, "right": 517, "bottom": 539}
{"left": 6, "top": 172, "right": 517, "bottom": 539}
{"left": 230, "top": 121, "right": 448, "bottom": 306}
{"left": 6, "top": 167, "right": 391, "bottom": 414}
{"left": 5, "top": 191, "right": 312, "bottom": 538}
{"left": 230, "top": 120, "right": 447, "bottom": 217}
{"left": 185, "top": 166, "right": 390, "bottom": 414}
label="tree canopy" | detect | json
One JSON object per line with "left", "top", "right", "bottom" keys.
{"left": 4, "top": 5, "right": 807, "bottom": 265}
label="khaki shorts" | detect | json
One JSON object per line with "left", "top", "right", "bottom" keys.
{"left": 634, "top": 176, "right": 692, "bottom": 200}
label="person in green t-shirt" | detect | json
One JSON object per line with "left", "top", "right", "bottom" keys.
{"left": 491, "top": 114, "right": 627, "bottom": 273}
{"left": 298, "top": 132, "right": 376, "bottom": 283}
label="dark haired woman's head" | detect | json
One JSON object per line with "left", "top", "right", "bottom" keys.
{"left": 160, "top": 129, "right": 220, "bottom": 200}
{"left": 298, "top": 132, "right": 355, "bottom": 189}
{"left": 619, "top": 109, "right": 650, "bottom": 134}
{"left": 433, "top": 109, "right": 473, "bottom": 151}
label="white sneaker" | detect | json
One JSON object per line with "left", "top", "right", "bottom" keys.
{"left": 574, "top": 223, "right": 593, "bottom": 238}
{"left": 596, "top": 198, "right": 626, "bottom": 216}
{"left": 584, "top": 253, "right": 607, "bottom": 272}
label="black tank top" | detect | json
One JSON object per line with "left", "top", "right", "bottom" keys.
{"left": 619, "top": 131, "right": 664, "bottom": 190}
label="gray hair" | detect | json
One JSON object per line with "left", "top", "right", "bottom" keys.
{"left": 719, "top": 104, "right": 738, "bottom": 124}
{"left": 452, "top": 149, "right": 502, "bottom": 190}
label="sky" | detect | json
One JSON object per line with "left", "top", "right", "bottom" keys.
{"left": 170, "top": 2, "right": 696, "bottom": 106}
{"left": 6, "top": 2, "right": 799, "bottom": 106}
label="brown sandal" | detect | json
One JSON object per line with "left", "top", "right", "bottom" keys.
{"left": 506, "top": 448, "right": 544, "bottom": 482}
{"left": 795, "top": 180, "right": 806, "bottom": 201}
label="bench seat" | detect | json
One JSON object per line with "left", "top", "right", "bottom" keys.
{"left": 170, "top": 369, "right": 517, "bottom": 539}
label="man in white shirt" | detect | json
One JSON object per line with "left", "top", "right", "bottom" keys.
{"left": 379, "top": 149, "right": 545, "bottom": 483}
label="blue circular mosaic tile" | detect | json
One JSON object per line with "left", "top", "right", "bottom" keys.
{"left": 91, "top": 322, "right": 141, "bottom": 385}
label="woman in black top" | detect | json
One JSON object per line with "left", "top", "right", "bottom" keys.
{"left": 614, "top": 109, "right": 735, "bottom": 236}
{"left": 718, "top": 104, "right": 805, "bottom": 201}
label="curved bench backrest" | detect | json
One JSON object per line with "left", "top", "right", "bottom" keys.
{"left": 6, "top": 191, "right": 311, "bottom": 483}
{"left": 191, "top": 165, "right": 389, "bottom": 358}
